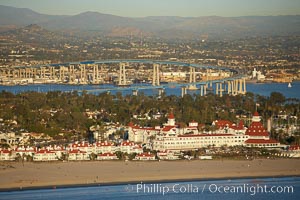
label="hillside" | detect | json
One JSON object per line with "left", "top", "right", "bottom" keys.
{"left": 1, "top": 5, "right": 300, "bottom": 39}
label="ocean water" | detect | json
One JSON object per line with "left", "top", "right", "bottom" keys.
{"left": 0, "top": 177, "right": 299, "bottom": 200}
{"left": 0, "top": 81, "right": 299, "bottom": 99}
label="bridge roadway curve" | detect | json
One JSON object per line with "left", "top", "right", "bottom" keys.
{"left": 13, "top": 59, "right": 245, "bottom": 93}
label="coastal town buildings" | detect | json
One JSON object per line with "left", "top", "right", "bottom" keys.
{"left": 0, "top": 112, "right": 286, "bottom": 161}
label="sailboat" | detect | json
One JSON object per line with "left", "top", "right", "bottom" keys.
{"left": 288, "top": 82, "right": 292, "bottom": 88}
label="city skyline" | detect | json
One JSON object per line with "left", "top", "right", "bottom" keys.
{"left": 1, "top": 0, "right": 300, "bottom": 17}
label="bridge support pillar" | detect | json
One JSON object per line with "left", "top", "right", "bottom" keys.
{"left": 227, "top": 81, "right": 231, "bottom": 95}
{"left": 92, "top": 64, "right": 99, "bottom": 84}
{"left": 237, "top": 78, "right": 247, "bottom": 95}
{"left": 219, "top": 82, "right": 223, "bottom": 97}
{"left": 6, "top": 69, "right": 11, "bottom": 78}
{"left": 12, "top": 69, "right": 17, "bottom": 78}
{"left": 41, "top": 67, "right": 47, "bottom": 79}
{"left": 200, "top": 85, "right": 203, "bottom": 96}
{"left": 204, "top": 84, "right": 207, "bottom": 96}
{"left": 189, "top": 67, "right": 196, "bottom": 83}
{"left": 118, "top": 62, "right": 127, "bottom": 86}
{"left": 243, "top": 78, "right": 247, "bottom": 94}
{"left": 80, "top": 64, "right": 86, "bottom": 83}
{"left": 49, "top": 67, "right": 54, "bottom": 80}
{"left": 181, "top": 86, "right": 187, "bottom": 97}
{"left": 188, "top": 66, "right": 196, "bottom": 90}
{"left": 152, "top": 63, "right": 160, "bottom": 86}
{"left": 32, "top": 68, "right": 37, "bottom": 79}
{"left": 68, "top": 65, "right": 75, "bottom": 83}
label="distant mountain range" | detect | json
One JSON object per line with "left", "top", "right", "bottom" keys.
{"left": 1, "top": 5, "right": 300, "bottom": 39}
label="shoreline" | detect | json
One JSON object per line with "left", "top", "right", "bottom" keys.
{"left": 1, "top": 159, "right": 299, "bottom": 191}
{"left": 1, "top": 174, "right": 300, "bottom": 192}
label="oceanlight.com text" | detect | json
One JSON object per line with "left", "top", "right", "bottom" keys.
{"left": 127, "top": 182, "right": 294, "bottom": 196}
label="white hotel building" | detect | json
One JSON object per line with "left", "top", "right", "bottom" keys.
{"left": 128, "top": 111, "right": 280, "bottom": 151}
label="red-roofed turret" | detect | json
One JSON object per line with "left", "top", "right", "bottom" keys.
{"left": 168, "top": 112, "right": 175, "bottom": 119}
{"left": 246, "top": 112, "right": 269, "bottom": 137}
{"left": 167, "top": 111, "right": 175, "bottom": 126}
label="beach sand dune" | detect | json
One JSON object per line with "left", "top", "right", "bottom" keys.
{"left": 0, "top": 159, "right": 299, "bottom": 190}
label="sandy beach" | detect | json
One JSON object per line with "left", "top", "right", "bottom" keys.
{"left": 0, "top": 159, "right": 299, "bottom": 190}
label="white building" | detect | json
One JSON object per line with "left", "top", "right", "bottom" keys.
{"left": 120, "top": 141, "right": 143, "bottom": 154}
{"left": 244, "top": 112, "right": 280, "bottom": 148}
{"left": 153, "top": 112, "right": 280, "bottom": 151}
{"left": 157, "top": 151, "right": 180, "bottom": 160}
{"left": 68, "top": 149, "right": 90, "bottom": 161}
{"left": 97, "top": 153, "right": 118, "bottom": 160}
{"left": 0, "top": 149, "right": 15, "bottom": 161}
{"left": 94, "top": 141, "right": 117, "bottom": 154}
{"left": 15, "top": 146, "right": 36, "bottom": 157}
{"left": 33, "top": 150, "right": 58, "bottom": 161}
{"left": 46, "top": 145, "right": 67, "bottom": 160}
{"left": 128, "top": 112, "right": 200, "bottom": 143}
{"left": 128, "top": 122, "right": 160, "bottom": 143}
{"left": 153, "top": 133, "right": 249, "bottom": 151}
{"left": 134, "top": 152, "right": 156, "bottom": 161}
{"left": 67, "top": 141, "right": 94, "bottom": 154}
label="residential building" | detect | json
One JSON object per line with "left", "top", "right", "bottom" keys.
{"left": 33, "top": 150, "right": 58, "bottom": 161}
{"left": 68, "top": 149, "right": 90, "bottom": 161}
{"left": 97, "top": 153, "right": 118, "bottom": 160}
{"left": 134, "top": 152, "right": 156, "bottom": 161}
{"left": 0, "top": 149, "right": 15, "bottom": 161}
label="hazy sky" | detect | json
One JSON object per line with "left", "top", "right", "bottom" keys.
{"left": 1, "top": 0, "right": 299, "bottom": 17}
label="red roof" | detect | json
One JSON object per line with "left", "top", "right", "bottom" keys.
{"left": 253, "top": 111, "right": 260, "bottom": 117}
{"left": 121, "top": 141, "right": 135, "bottom": 146}
{"left": 15, "top": 147, "right": 36, "bottom": 152}
{"left": 245, "top": 139, "right": 279, "bottom": 144}
{"left": 214, "top": 120, "right": 233, "bottom": 128}
{"left": 35, "top": 150, "right": 55, "bottom": 154}
{"left": 168, "top": 112, "right": 175, "bottom": 119}
{"left": 137, "top": 153, "right": 155, "bottom": 157}
{"left": 245, "top": 121, "right": 269, "bottom": 137}
{"left": 69, "top": 149, "right": 87, "bottom": 154}
{"left": 0, "top": 149, "right": 12, "bottom": 154}
{"left": 133, "top": 145, "right": 142, "bottom": 149}
{"left": 95, "top": 142, "right": 113, "bottom": 147}
{"left": 71, "top": 142, "right": 90, "bottom": 148}
{"left": 214, "top": 120, "right": 244, "bottom": 130}
{"left": 289, "top": 145, "right": 300, "bottom": 151}
{"left": 178, "top": 134, "right": 233, "bottom": 137}
{"left": 98, "top": 153, "right": 116, "bottom": 157}
{"left": 162, "top": 125, "right": 176, "bottom": 132}
{"left": 238, "top": 120, "right": 244, "bottom": 128}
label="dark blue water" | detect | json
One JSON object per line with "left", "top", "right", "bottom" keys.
{"left": 0, "top": 177, "right": 299, "bottom": 200}
{"left": 0, "top": 81, "right": 299, "bottom": 99}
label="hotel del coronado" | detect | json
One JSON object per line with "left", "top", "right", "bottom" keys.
{"left": 128, "top": 111, "right": 280, "bottom": 151}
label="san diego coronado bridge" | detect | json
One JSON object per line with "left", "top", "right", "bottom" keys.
{"left": 0, "top": 59, "right": 247, "bottom": 97}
